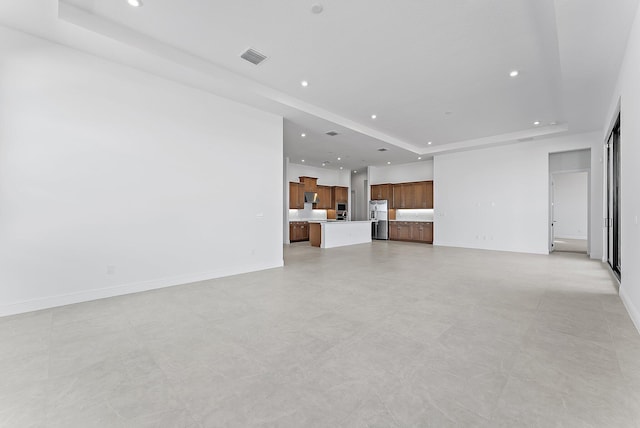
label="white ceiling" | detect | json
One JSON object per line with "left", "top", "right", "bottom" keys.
{"left": 1, "top": 0, "right": 638, "bottom": 170}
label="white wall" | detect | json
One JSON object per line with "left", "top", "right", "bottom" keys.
{"left": 433, "top": 132, "right": 601, "bottom": 255}
{"left": 287, "top": 163, "right": 350, "bottom": 187}
{"left": 553, "top": 172, "right": 589, "bottom": 239}
{"left": 605, "top": 4, "right": 640, "bottom": 332}
{"left": 0, "top": 27, "right": 284, "bottom": 316}
{"left": 369, "top": 160, "right": 434, "bottom": 184}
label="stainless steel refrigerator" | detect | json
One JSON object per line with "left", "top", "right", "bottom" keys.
{"left": 369, "top": 200, "right": 389, "bottom": 240}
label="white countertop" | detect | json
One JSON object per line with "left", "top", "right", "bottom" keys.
{"left": 389, "top": 220, "right": 434, "bottom": 223}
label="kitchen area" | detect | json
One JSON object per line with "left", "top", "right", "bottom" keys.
{"left": 370, "top": 181, "right": 434, "bottom": 244}
{"left": 288, "top": 172, "right": 434, "bottom": 248}
{"left": 289, "top": 176, "right": 373, "bottom": 248}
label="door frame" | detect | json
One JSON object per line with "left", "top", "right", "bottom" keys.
{"left": 604, "top": 111, "right": 621, "bottom": 279}
{"left": 549, "top": 168, "right": 591, "bottom": 254}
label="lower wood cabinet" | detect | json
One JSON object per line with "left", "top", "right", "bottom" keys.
{"left": 389, "top": 221, "right": 433, "bottom": 244}
{"left": 289, "top": 221, "right": 309, "bottom": 242}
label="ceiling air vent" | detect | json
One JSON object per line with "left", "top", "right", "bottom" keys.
{"left": 377, "top": 148, "right": 388, "bottom": 152}
{"left": 240, "top": 48, "right": 267, "bottom": 65}
{"left": 325, "top": 131, "right": 339, "bottom": 136}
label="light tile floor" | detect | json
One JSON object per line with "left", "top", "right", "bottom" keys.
{"left": 553, "top": 238, "right": 588, "bottom": 253}
{"left": 1, "top": 242, "right": 639, "bottom": 427}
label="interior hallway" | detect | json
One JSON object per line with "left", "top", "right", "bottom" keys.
{"left": 1, "top": 242, "right": 639, "bottom": 427}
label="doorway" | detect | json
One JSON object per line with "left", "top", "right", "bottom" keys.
{"left": 606, "top": 114, "right": 621, "bottom": 278}
{"left": 548, "top": 149, "right": 591, "bottom": 254}
{"left": 551, "top": 171, "right": 589, "bottom": 253}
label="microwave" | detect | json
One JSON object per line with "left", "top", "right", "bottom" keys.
{"left": 336, "top": 203, "right": 347, "bottom": 211}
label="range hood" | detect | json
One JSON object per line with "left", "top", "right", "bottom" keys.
{"left": 304, "top": 192, "right": 319, "bottom": 204}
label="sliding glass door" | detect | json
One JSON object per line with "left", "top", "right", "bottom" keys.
{"left": 606, "top": 114, "right": 621, "bottom": 278}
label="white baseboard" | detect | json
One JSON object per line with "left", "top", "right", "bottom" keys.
{"left": 0, "top": 261, "right": 284, "bottom": 317}
{"left": 620, "top": 286, "right": 640, "bottom": 334}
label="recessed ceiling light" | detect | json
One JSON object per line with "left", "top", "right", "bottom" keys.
{"left": 509, "top": 70, "right": 519, "bottom": 77}
{"left": 353, "top": 170, "right": 357, "bottom": 174}
{"left": 371, "top": 114, "right": 377, "bottom": 119}
{"left": 301, "top": 80, "right": 309, "bottom": 87}
{"left": 301, "top": 133, "right": 306, "bottom": 137}
{"left": 127, "top": 0, "right": 143, "bottom": 6}
{"left": 533, "top": 121, "right": 540, "bottom": 125}
{"left": 301, "top": 159, "right": 305, "bottom": 162}
{"left": 337, "top": 157, "right": 341, "bottom": 160}
{"left": 387, "top": 161, "right": 391, "bottom": 165}
{"left": 418, "top": 156, "right": 422, "bottom": 160}
{"left": 427, "top": 141, "right": 432, "bottom": 145}
{"left": 340, "top": 167, "right": 344, "bottom": 170}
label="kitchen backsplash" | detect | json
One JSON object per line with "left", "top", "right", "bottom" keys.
{"left": 396, "top": 209, "right": 434, "bottom": 222}
{"left": 289, "top": 206, "right": 328, "bottom": 221}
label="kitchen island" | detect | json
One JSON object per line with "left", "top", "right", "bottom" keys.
{"left": 308, "top": 220, "right": 373, "bottom": 249}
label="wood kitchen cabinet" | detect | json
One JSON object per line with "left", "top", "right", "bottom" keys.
{"left": 390, "top": 221, "right": 412, "bottom": 240}
{"left": 410, "top": 222, "right": 433, "bottom": 243}
{"left": 389, "top": 181, "right": 433, "bottom": 209}
{"left": 332, "top": 186, "right": 348, "bottom": 205}
{"left": 371, "top": 184, "right": 392, "bottom": 201}
{"left": 412, "top": 181, "right": 434, "bottom": 209}
{"left": 389, "top": 221, "right": 433, "bottom": 244}
{"left": 397, "top": 221, "right": 412, "bottom": 240}
{"left": 289, "top": 182, "right": 304, "bottom": 209}
{"left": 391, "top": 184, "right": 401, "bottom": 208}
{"left": 393, "top": 183, "right": 415, "bottom": 209}
{"left": 299, "top": 176, "right": 318, "bottom": 193}
{"left": 315, "top": 185, "right": 332, "bottom": 209}
{"left": 289, "top": 221, "right": 309, "bottom": 242}
{"left": 389, "top": 222, "right": 398, "bottom": 240}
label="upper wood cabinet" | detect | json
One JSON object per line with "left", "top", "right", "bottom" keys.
{"left": 299, "top": 176, "right": 318, "bottom": 193}
{"left": 332, "top": 186, "right": 348, "bottom": 206}
{"left": 289, "top": 177, "right": 350, "bottom": 211}
{"left": 289, "top": 182, "right": 304, "bottom": 209}
{"left": 426, "top": 181, "right": 433, "bottom": 208}
{"left": 388, "top": 181, "right": 433, "bottom": 209}
{"left": 315, "top": 185, "right": 332, "bottom": 209}
{"left": 371, "top": 184, "right": 391, "bottom": 201}
{"left": 413, "top": 181, "right": 433, "bottom": 209}
{"left": 392, "top": 183, "right": 414, "bottom": 209}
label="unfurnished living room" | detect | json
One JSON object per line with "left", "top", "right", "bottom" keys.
{"left": 2, "top": 1, "right": 640, "bottom": 427}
